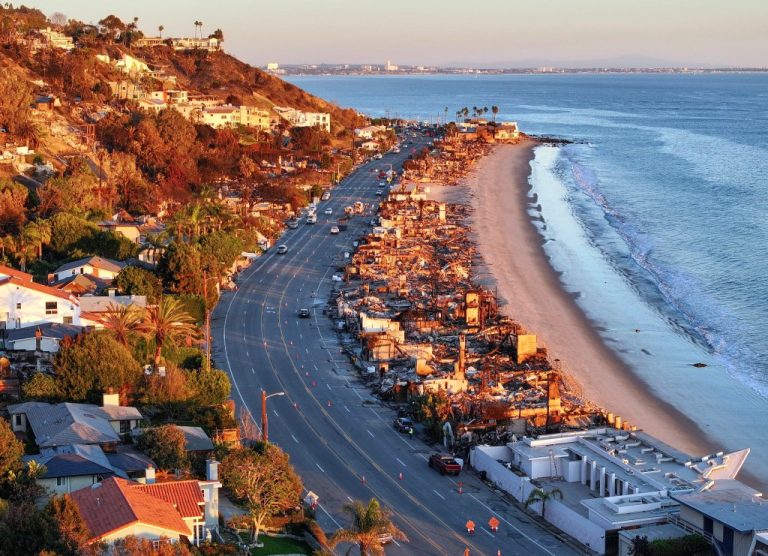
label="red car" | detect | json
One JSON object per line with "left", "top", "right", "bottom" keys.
{"left": 428, "top": 453, "right": 461, "bottom": 476}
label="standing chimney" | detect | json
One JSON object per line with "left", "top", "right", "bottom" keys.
{"left": 206, "top": 459, "right": 219, "bottom": 482}
{"left": 145, "top": 465, "right": 156, "bottom": 484}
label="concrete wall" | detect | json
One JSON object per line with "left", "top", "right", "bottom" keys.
{"left": 473, "top": 445, "right": 607, "bottom": 554}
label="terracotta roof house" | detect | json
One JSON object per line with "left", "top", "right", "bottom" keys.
{"left": 71, "top": 471, "right": 221, "bottom": 547}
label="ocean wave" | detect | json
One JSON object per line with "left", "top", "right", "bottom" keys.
{"left": 553, "top": 145, "right": 768, "bottom": 399}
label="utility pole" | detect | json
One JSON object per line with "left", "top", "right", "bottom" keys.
{"left": 203, "top": 270, "right": 211, "bottom": 372}
{"left": 261, "top": 389, "right": 268, "bottom": 443}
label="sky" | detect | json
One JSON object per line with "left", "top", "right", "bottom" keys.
{"left": 23, "top": 0, "right": 768, "bottom": 68}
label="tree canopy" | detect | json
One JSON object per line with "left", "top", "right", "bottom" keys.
{"left": 53, "top": 332, "right": 142, "bottom": 402}
{"left": 221, "top": 445, "right": 302, "bottom": 543}
{"left": 136, "top": 424, "right": 188, "bottom": 472}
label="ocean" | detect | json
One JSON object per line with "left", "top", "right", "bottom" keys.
{"left": 289, "top": 73, "right": 768, "bottom": 477}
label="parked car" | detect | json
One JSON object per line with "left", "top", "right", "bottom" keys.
{"left": 298, "top": 308, "right": 311, "bottom": 318}
{"left": 276, "top": 245, "right": 288, "bottom": 254}
{"left": 324, "top": 208, "right": 333, "bottom": 215}
{"left": 330, "top": 226, "right": 340, "bottom": 234}
{"left": 428, "top": 453, "right": 462, "bottom": 476}
{"left": 393, "top": 417, "right": 413, "bottom": 434}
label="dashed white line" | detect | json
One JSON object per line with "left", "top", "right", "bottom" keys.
{"left": 344, "top": 406, "right": 351, "bottom": 413}
{"left": 290, "top": 434, "right": 298, "bottom": 443}
{"left": 316, "top": 463, "right": 325, "bottom": 472}
{"left": 468, "top": 494, "right": 556, "bottom": 555}
{"left": 251, "top": 368, "right": 255, "bottom": 374}
{"left": 433, "top": 490, "right": 446, "bottom": 500}
{"left": 367, "top": 430, "right": 375, "bottom": 438}
{"left": 326, "top": 384, "right": 332, "bottom": 391}
{"left": 273, "top": 410, "right": 279, "bottom": 417}
{"left": 396, "top": 458, "right": 407, "bottom": 467}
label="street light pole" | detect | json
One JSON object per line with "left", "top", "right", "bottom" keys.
{"left": 261, "top": 390, "right": 285, "bottom": 443}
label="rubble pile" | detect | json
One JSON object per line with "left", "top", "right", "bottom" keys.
{"left": 329, "top": 141, "right": 603, "bottom": 452}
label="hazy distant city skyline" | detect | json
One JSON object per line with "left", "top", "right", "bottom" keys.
{"left": 24, "top": 0, "right": 768, "bottom": 68}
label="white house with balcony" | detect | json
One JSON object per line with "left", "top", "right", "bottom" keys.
{"left": 0, "top": 264, "right": 80, "bottom": 330}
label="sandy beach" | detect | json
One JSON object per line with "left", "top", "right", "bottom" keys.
{"left": 432, "top": 140, "right": 719, "bottom": 461}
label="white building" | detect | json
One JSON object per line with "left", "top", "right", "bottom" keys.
{"left": 38, "top": 27, "right": 74, "bottom": 51}
{"left": 274, "top": 106, "right": 331, "bottom": 132}
{"left": 50, "top": 256, "right": 125, "bottom": 285}
{"left": 355, "top": 125, "right": 387, "bottom": 140}
{"left": 385, "top": 60, "right": 399, "bottom": 71}
{"left": 472, "top": 428, "right": 758, "bottom": 555}
{"left": 0, "top": 264, "right": 80, "bottom": 329}
{"left": 197, "top": 105, "right": 271, "bottom": 130}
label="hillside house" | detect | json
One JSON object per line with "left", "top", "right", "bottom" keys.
{"left": 70, "top": 468, "right": 221, "bottom": 547}
{"left": 8, "top": 393, "right": 143, "bottom": 449}
{"left": 49, "top": 256, "right": 125, "bottom": 288}
{"left": 0, "top": 264, "right": 80, "bottom": 329}
{"left": 37, "top": 27, "right": 74, "bottom": 51}
{"left": 274, "top": 106, "right": 331, "bottom": 132}
{"left": 134, "top": 36, "right": 222, "bottom": 52}
{"left": 3, "top": 322, "right": 82, "bottom": 353}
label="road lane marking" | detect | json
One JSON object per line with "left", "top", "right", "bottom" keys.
{"left": 291, "top": 434, "right": 298, "bottom": 443}
{"left": 326, "top": 384, "right": 331, "bottom": 391}
{"left": 367, "top": 430, "right": 375, "bottom": 438}
{"left": 344, "top": 406, "right": 351, "bottom": 413}
{"left": 273, "top": 410, "right": 279, "bottom": 417}
{"left": 251, "top": 368, "right": 255, "bottom": 374}
{"left": 480, "top": 527, "right": 493, "bottom": 537}
{"left": 346, "top": 496, "right": 353, "bottom": 502}
{"left": 316, "top": 463, "right": 325, "bottom": 472}
{"left": 396, "top": 458, "right": 406, "bottom": 467}
{"left": 433, "top": 490, "right": 446, "bottom": 500}
{"left": 468, "top": 494, "right": 555, "bottom": 555}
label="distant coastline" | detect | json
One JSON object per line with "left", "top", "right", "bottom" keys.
{"left": 276, "top": 66, "right": 768, "bottom": 77}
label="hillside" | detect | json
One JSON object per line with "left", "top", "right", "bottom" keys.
{"left": 127, "top": 46, "right": 363, "bottom": 134}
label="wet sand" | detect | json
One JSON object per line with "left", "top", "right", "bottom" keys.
{"left": 431, "top": 140, "right": 719, "bottom": 461}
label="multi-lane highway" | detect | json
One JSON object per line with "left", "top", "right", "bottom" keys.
{"left": 211, "top": 138, "right": 579, "bottom": 556}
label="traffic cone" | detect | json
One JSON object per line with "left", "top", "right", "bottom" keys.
{"left": 327, "top": 400, "right": 332, "bottom": 407}
{"left": 458, "top": 482, "right": 463, "bottom": 495}
{"left": 497, "top": 550, "right": 501, "bottom": 556}
{"left": 361, "top": 475, "right": 366, "bottom": 484}
{"left": 398, "top": 472, "right": 403, "bottom": 481}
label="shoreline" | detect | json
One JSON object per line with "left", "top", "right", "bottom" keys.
{"left": 431, "top": 140, "right": 721, "bottom": 462}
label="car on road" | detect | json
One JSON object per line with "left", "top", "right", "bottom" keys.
{"left": 324, "top": 208, "right": 333, "bottom": 215}
{"left": 376, "top": 190, "right": 383, "bottom": 196}
{"left": 330, "top": 226, "right": 339, "bottom": 234}
{"left": 276, "top": 245, "right": 288, "bottom": 254}
{"left": 286, "top": 219, "right": 299, "bottom": 229}
{"left": 428, "top": 453, "right": 462, "bottom": 476}
{"left": 393, "top": 417, "right": 413, "bottom": 434}
{"left": 298, "top": 308, "right": 311, "bottom": 318}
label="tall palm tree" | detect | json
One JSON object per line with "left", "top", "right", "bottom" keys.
{"left": 491, "top": 105, "right": 499, "bottom": 123}
{"left": 140, "top": 296, "right": 200, "bottom": 368}
{"left": 158, "top": 25, "right": 164, "bottom": 38}
{"left": 524, "top": 487, "right": 563, "bottom": 519}
{"left": 98, "top": 302, "right": 144, "bottom": 347}
{"left": 329, "top": 498, "right": 407, "bottom": 555}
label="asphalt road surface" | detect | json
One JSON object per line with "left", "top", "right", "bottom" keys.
{"left": 212, "top": 137, "right": 580, "bottom": 556}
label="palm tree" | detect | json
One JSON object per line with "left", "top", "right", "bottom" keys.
{"left": 329, "top": 498, "right": 407, "bottom": 555}
{"left": 98, "top": 302, "right": 144, "bottom": 347}
{"left": 140, "top": 296, "right": 200, "bottom": 368}
{"left": 524, "top": 487, "right": 563, "bottom": 519}
{"left": 158, "top": 25, "right": 164, "bottom": 38}
{"left": 491, "top": 105, "right": 499, "bottom": 123}
{"left": 23, "top": 219, "right": 51, "bottom": 259}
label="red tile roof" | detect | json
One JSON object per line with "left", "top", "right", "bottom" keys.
{"left": 133, "top": 480, "right": 204, "bottom": 519}
{"left": 71, "top": 477, "right": 195, "bottom": 541}
{"left": 0, "top": 264, "right": 33, "bottom": 282}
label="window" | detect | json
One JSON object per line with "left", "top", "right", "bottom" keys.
{"left": 16, "top": 303, "right": 21, "bottom": 310}
{"left": 45, "top": 302, "right": 57, "bottom": 315}
{"left": 119, "top": 420, "right": 130, "bottom": 434}
{"left": 13, "top": 415, "right": 21, "bottom": 427}
{"left": 63, "top": 316, "right": 73, "bottom": 324}
{"left": 56, "top": 477, "right": 66, "bottom": 487}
